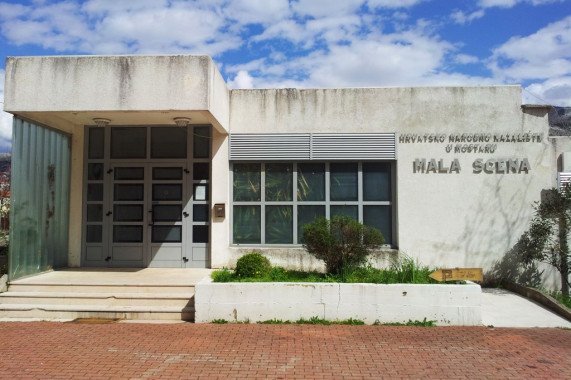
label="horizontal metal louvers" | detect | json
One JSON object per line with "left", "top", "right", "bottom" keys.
{"left": 229, "top": 133, "right": 396, "bottom": 160}
{"left": 229, "top": 134, "right": 311, "bottom": 160}
{"left": 311, "top": 134, "right": 396, "bottom": 160}
{"left": 558, "top": 172, "right": 571, "bottom": 191}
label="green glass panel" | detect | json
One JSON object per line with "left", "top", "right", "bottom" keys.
{"left": 266, "top": 163, "right": 293, "bottom": 201}
{"left": 10, "top": 118, "right": 70, "bottom": 279}
{"left": 114, "top": 167, "right": 144, "bottom": 180}
{"left": 297, "top": 163, "right": 325, "bottom": 201}
{"left": 233, "top": 164, "right": 261, "bottom": 201}
{"left": 266, "top": 205, "right": 293, "bottom": 244}
{"left": 363, "top": 162, "right": 391, "bottom": 201}
{"left": 193, "top": 163, "right": 210, "bottom": 180}
{"left": 87, "top": 184, "right": 103, "bottom": 201}
{"left": 297, "top": 205, "right": 325, "bottom": 244}
{"left": 331, "top": 205, "right": 358, "bottom": 220}
{"left": 153, "top": 167, "right": 183, "bottom": 180}
{"left": 193, "top": 225, "right": 209, "bottom": 243}
{"left": 330, "top": 163, "right": 358, "bottom": 201}
{"left": 363, "top": 206, "right": 392, "bottom": 245}
{"left": 233, "top": 205, "right": 261, "bottom": 244}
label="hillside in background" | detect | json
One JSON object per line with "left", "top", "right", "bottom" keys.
{"left": 549, "top": 107, "right": 571, "bottom": 136}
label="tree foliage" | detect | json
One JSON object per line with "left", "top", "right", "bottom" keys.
{"left": 302, "top": 216, "right": 385, "bottom": 275}
{"left": 517, "top": 185, "right": 571, "bottom": 295}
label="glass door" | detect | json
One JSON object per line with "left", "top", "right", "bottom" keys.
{"left": 148, "top": 164, "right": 187, "bottom": 267}
{"left": 109, "top": 165, "right": 147, "bottom": 267}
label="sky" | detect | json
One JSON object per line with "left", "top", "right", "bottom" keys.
{"left": 0, "top": 0, "right": 570, "bottom": 153}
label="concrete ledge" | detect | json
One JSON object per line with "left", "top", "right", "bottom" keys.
{"left": 195, "top": 278, "right": 482, "bottom": 325}
{"left": 502, "top": 282, "right": 571, "bottom": 322}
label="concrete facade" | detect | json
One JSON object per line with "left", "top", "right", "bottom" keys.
{"left": 3, "top": 55, "right": 566, "bottom": 287}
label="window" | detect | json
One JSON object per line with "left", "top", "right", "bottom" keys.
{"left": 231, "top": 162, "right": 393, "bottom": 245}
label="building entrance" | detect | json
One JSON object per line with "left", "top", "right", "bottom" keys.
{"left": 83, "top": 125, "right": 211, "bottom": 268}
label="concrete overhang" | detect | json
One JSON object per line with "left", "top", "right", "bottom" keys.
{"left": 4, "top": 55, "right": 230, "bottom": 133}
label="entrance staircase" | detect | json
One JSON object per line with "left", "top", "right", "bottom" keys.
{"left": 0, "top": 268, "right": 212, "bottom": 322}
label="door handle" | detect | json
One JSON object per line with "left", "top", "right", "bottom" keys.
{"left": 182, "top": 257, "right": 189, "bottom": 263}
{"left": 106, "top": 211, "right": 112, "bottom": 216}
{"left": 183, "top": 212, "right": 189, "bottom": 218}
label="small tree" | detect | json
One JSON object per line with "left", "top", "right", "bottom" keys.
{"left": 518, "top": 185, "right": 571, "bottom": 295}
{"left": 302, "top": 216, "right": 385, "bottom": 275}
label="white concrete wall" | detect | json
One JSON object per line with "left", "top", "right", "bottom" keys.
{"left": 195, "top": 278, "right": 482, "bottom": 325}
{"left": 224, "top": 86, "right": 554, "bottom": 275}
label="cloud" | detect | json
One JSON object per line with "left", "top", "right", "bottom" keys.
{"left": 451, "top": 10, "right": 485, "bottom": 25}
{"left": 0, "top": 0, "right": 244, "bottom": 56}
{"left": 454, "top": 54, "right": 479, "bottom": 64}
{"left": 524, "top": 76, "right": 571, "bottom": 106}
{"left": 0, "top": 69, "right": 13, "bottom": 153}
{"left": 227, "top": 70, "right": 255, "bottom": 89}
{"left": 488, "top": 15, "right": 571, "bottom": 81}
{"left": 478, "top": 0, "right": 564, "bottom": 8}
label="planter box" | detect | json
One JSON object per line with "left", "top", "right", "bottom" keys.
{"left": 195, "top": 278, "right": 482, "bottom": 326}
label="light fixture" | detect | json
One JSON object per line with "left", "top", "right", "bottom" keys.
{"left": 173, "top": 117, "right": 191, "bottom": 127}
{"left": 93, "top": 118, "right": 111, "bottom": 127}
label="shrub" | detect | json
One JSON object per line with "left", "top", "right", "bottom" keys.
{"left": 235, "top": 252, "right": 271, "bottom": 279}
{"left": 302, "top": 216, "right": 385, "bottom": 275}
{"left": 211, "top": 268, "right": 233, "bottom": 282}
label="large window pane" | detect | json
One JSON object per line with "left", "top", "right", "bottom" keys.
{"left": 297, "top": 163, "right": 325, "bottom": 201}
{"left": 152, "top": 205, "right": 182, "bottom": 222}
{"left": 193, "top": 163, "right": 210, "bottom": 181}
{"left": 114, "top": 184, "right": 144, "bottom": 201}
{"left": 152, "top": 226, "right": 182, "bottom": 243}
{"left": 114, "top": 205, "right": 144, "bottom": 222}
{"left": 194, "top": 126, "right": 211, "bottom": 158}
{"left": 114, "top": 167, "right": 144, "bottom": 180}
{"left": 87, "top": 204, "right": 103, "bottom": 222}
{"left": 363, "top": 163, "right": 391, "bottom": 201}
{"left": 113, "top": 226, "right": 143, "bottom": 243}
{"left": 151, "top": 127, "right": 187, "bottom": 158}
{"left": 266, "top": 163, "right": 293, "bottom": 201}
{"left": 88, "top": 163, "right": 104, "bottom": 180}
{"left": 297, "top": 205, "right": 325, "bottom": 244}
{"left": 233, "top": 205, "right": 261, "bottom": 244}
{"left": 152, "top": 167, "right": 183, "bottom": 180}
{"left": 233, "top": 164, "right": 261, "bottom": 201}
{"left": 330, "top": 163, "right": 358, "bottom": 201}
{"left": 153, "top": 184, "right": 182, "bottom": 201}
{"left": 111, "top": 127, "right": 146, "bottom": 159}
{"left": 266, "top": 205, "right": 293, "bottom": 244}
{"left": 193, "top": 225, "right": 209, "bottom": 243}
{"left": 86, "top": 225, "right": 102, "bottom": 243}
{"left": 193, "top": 204, "right": 209, "bottom": 222}
{"left": 363, "top": 206, "right": 392, "bottom": 245}
{"left": 87, "top": 184, "right": 103, "bottom": 201}
{"left": 331, "top": 205, "right": 358, "bottom": 220}
{"left": 88, "top": 128, "right": 104, "bottom": 159}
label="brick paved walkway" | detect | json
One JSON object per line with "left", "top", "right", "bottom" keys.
{"left": 0, "top": 322, "right": 569, "bottom": 379}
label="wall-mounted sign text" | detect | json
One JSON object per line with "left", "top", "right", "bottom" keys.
{"left": 400, "top": 133, "right": 543, "bottom": 154}
{"left": 414, "top": 158, "right": 531, "bottom": 174}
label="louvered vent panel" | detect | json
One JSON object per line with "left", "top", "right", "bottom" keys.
{"left": 311, "top": 133, "right": 396, "bottom": 160}
{"left": 230, "top": 134, "right": 311, "bottom": 160}
{"left": 558, "top": 172, "right": 571, "bottom": 191}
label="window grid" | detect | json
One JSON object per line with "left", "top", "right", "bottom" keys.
{"left": 231, "top": 162, "right": 392, "bottom": 246}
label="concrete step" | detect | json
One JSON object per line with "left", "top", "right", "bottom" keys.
{"left": 7, "top": 283, "right": 195, "bottom": 294}
{"left": 0, "top": 304, "right": 194, "bottom": 321}
{"left": 0, "top": 292, "right": 194, "bottom": 307}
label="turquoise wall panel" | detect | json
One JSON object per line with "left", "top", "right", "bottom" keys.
{"left": 9, "top": 118, "right": 71, "bottom": 280}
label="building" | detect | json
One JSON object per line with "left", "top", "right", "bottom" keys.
{"left": 3, "top": 55, "right": 568, "bottom": 286}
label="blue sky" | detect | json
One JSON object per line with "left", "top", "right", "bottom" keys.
{"left": 0, "top": 0, "right": 570, "bottom": 152}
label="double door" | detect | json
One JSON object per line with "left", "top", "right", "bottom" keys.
{"left": 84, "top": 162, "right": 209, "bottom": 268}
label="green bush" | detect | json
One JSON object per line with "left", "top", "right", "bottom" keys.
{"left": 235, "top": 252, "right": 271, "bottom": 279}
{"left": 302, "top": 216, "right": 384, "bottom": 275}
{"left": 211, "top": 268, "right": 233, "bottom": 282}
